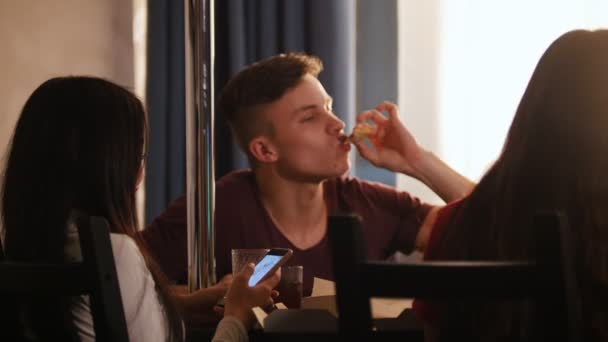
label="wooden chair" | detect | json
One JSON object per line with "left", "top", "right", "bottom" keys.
{"left": 328, "top": 212, "right": 582, "bottom": 341}
{"left": 0, "top": 216, "right": 129, "bottom": 342}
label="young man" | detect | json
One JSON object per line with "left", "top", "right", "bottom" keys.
{"left": 142, "top": 53, "right": 473, "bottom": 295}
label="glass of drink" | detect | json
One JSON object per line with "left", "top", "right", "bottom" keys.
{"left": 231, "top": 248, "right": 270, "bottom": 274}
{"left": 276, "top": 265, "right": 303, "bottom": 309}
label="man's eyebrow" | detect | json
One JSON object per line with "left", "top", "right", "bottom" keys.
{"left": 291, "top": 96, "right": 334, "bottom": 117}
{"left": 291, "top": 104, "right": 318, "bottom": 116}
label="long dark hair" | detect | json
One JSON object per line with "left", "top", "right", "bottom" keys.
{"left": 2, "top": 76, "right": 183, "bottom": 341}
{"left": 435, "top": 30, "right": 608, "bottom": 341}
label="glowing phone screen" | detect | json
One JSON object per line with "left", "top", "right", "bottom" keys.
{"left": 248, "top": 254, "right": 282, "bottom": 286}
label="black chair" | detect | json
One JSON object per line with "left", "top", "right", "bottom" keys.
{"left": 0, "top": 216, "right": 129, "bottom": 342}
{"left": 328, "top": 212, "right": 582, "bottom": 341}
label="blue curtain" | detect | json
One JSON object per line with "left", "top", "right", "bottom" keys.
{"left": 146, "top": 0, "right": 356, "bottom": 223}
{"left": 146, "top": 0, "right": 186, "bottom": 224}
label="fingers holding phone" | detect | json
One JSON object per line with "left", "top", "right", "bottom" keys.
{"left": 247, "top": 248, "right": 291, "bottom": 286}
{"left": 222, "top": 249, "right": 290, "bottom": 328}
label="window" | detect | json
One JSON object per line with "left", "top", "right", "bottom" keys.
{"left": 396, "top": 0, "right": 608, "bottom": 204}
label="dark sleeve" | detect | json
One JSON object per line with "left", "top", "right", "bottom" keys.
{"left": 214, "top": 203, "right": 232, "bottom": 280}
{"left": 424, "top": 198, "right": 466, "bottom": 260}
{"left": 140, "top": 195, "right": 188, "bottom": 283}
{"left": 392, "top": 189, "right": 434, "bottom": 255}
{"left": 214, "top": 180, "right": 240, "bottom": 281}
{"left": 349, "top": 178, "right": 433, "bottom": 256}
{"left": 412, "top": 198, "right": 466, "bottom": 324}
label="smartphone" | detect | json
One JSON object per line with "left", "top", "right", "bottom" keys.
{"left": 216, "top": 248, "right": 292, "bottom": 308}
{"left": 247, "top": 248, "right": 293, "bottom": 287}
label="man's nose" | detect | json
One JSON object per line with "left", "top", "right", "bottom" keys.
{"left": 328, "top": 114, "right": 346, "bottom": 135}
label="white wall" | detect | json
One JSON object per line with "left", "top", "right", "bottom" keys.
{"left": 397, "top": 0, "right": 444, "bottom": 205}
{"left": 0, "top": 0, "right": 137, "bottom": 230}
{"left": 0, "top": 0, "right": 134, "bottom": 168}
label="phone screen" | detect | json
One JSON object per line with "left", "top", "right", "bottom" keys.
{"left": 248, "top": 254, "right": 284, "bottom": 287}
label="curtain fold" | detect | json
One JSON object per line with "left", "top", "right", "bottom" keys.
{"left": 145, "top": 0, "right": 186, "bottom": 223}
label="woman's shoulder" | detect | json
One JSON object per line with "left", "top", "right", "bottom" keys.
{"left": 437, "top": 198, "right": 467, "bottom": 222}
{"left": 109, "top": 234, "right": 151, "bottom": 288}
{"left": 424, "top": 198, "right": 468, "bottom": 260}
{"left": 110, "top": 234, "right": 170, "bottom": 341}
{"left": 109, "top": 234, "right": 144, "bottom": 263}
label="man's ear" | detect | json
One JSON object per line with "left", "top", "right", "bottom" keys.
{"left": 249, "top": 136, "right": 278, "bottom": 163}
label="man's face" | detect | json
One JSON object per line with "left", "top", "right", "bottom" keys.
{"left": 262, "top": 74, "right": 351, "bottom": 182}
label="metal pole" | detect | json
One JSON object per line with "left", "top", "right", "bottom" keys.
{"left": 184, "top": 0, "right": 216, "bottom": 292}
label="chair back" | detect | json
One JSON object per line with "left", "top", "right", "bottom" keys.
{"left": 328, "top": 212, "right": 582, "bottom": 341}
{"left": 0, "top": 215, "right": 129, "bottom": 342}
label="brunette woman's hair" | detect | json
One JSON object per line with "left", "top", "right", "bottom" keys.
{"left": 2, "top": 76, "right": 183, "bottom": 341}
{"left": 435, "top": 30, "right": 608, "bottom": 341}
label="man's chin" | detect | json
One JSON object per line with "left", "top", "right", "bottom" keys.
{"left": 301, "top": 167, "right": 351, "bottom": 183}
{"left": 327, "top": 162, "right": 351, "bottom": 179}
{"left": 277, "top": 160, "right": 351, "bottom": 182}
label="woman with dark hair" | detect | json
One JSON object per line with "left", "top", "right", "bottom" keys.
{"left": 352, "top": 29, "right": 608, "bottom": 341}
{"left": 1, "top": 76, "right": 277, "bottom": 341}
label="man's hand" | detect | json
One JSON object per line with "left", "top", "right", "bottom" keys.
{"left": 217, "top": 273, "right": 234, "bottom": 287}
{"left": 171, "top": 272, "right": 232, "bottom": 296}
{"left": 353, "top": 101, "right": 474, "bottom": 202}
{"left": 353, "top": 101, "right": 424, "bottom": 177}
{"left": 173, "top": 281, "right": 230, "bottom": 326}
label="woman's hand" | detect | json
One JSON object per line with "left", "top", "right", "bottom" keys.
{"left": 223, "top": 263, "right": 281, "bottom": 329}
{"left": 353, "top": 101, "right": 425, "bottom": 176}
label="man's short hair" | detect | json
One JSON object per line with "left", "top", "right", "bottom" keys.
{"left": 218, "top": 53, "right": 323, "bottom": 156}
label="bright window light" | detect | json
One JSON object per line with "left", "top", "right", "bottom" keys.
{"left": 398, "top": 0, "right": 608, "bottom": 204}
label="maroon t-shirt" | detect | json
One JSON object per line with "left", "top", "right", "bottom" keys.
{"left": 142, "top": 170, "right": 432, "bottom": 295}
